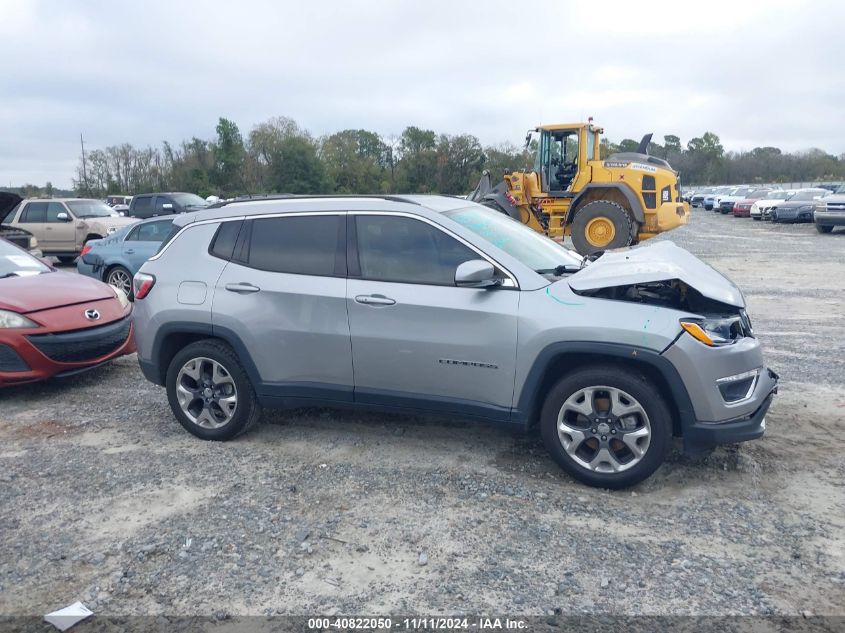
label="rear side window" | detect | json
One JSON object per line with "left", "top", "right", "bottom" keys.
{"left": 133, "top": 219, "right": 174, "bottom": 242}
{"left": 155, "top": 196, "right": 172, "bottom": 214}
{"left": 209, "top": 220, "right": 243, "bottom": 260}
{"left": 245, "top": 215, "right": 341, "bottom": 276}
{"left": 132, "top": 196, "right": 153, "bottom": 216}
{"left": 20, "top": 202, "right": 48, "bottom": 223}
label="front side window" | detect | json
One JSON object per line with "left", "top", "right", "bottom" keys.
{"left": 155, "top": 197, "right": 172, "bottom": 213}
{"left": 355, "top": 215, "right": 477, "bottom": 286}
{"left": 20, "top": 202, "right": 48, "bottom": 223}
{"left": 246, "top": 215, "right": 340, "bottom": 276}
{"left": 46, "top": 202, "right": 69, "bottom": 222}
{"left": 171, "top": 193, "right": 208, "bottom": 208}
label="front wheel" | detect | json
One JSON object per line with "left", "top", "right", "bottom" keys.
{"left": 540, "top": 366, "right": 672, "bottom": 488}
{"left": 569, "top": 201, "right": 636, "bottom": 255}
{"left": 816, "top": 224, "right": 833, "bottom": 233}
{"left": 166, "top": 339, "right": 261, "bottom": 441}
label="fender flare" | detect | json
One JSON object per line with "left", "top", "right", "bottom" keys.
{"left": 567, "top": 184, "right": 645, "bottom": 224}
{"left": 511, "top": 341, "right": 696, "bottom": 435}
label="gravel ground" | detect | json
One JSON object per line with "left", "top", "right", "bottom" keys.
{"left": 1, "top": 210, "right": 843, "bottom": 620}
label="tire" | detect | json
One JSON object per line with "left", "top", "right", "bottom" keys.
{"left": 771, "top": 213, "right": 778, "bottom": 223}
{"left": 57, "top": 255, "right": 76, "bottom": 264}
{"left": 816, "top": 224, "right": 833, "bottom": 234}
{"left": 540, "top": 365, "right": 672, "bottom": 489}
{"left": 569, "top": 201, "right": 636, "bottom": 255}
{"left": 105, "top": 265, "right": 134, "bottom": 300}
{"left": 165, "top": 339, "right": 261, "bottom": 441}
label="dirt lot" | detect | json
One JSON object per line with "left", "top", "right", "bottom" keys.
{"left": 1, "top": 210, "right": 843, "bottom": 619}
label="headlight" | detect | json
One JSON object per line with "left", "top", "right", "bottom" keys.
{"left": 0, "top": 310, "right": 38, "bottom": 329}
{"left": 111, "top": 285, "right": 131, "bottom": 310}
{"left": 798, "top": 205, "right": 814, "bottom": 212}
{"left": 680, "top": 315, "right": 749, "bottom": 347}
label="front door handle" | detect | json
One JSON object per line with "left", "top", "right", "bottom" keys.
{"left": 125, "top": 249, "right": 135, "bottom": 254}
{"left": 354, "top": 294, "right": 396, "bottom": 306}
{"left": 225, "top": 282, "right": 261, "bottom": 294}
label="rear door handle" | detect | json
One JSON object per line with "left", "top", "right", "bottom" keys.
{"left": 225, "top": 282, "right": 261, "bottom": 294}
{"left": 354, "top": 294, "right": 396, "bottom": 306}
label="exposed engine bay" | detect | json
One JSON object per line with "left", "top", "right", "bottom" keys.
{"left": 572, "top": 279, "right": 754, "bottom": 340}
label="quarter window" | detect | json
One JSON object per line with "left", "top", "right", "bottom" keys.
{"left": 354, "top": 215, "right": 477, "bottom": 286}
{"left": 246, "top": 215, "right": 341, "bottom": 276}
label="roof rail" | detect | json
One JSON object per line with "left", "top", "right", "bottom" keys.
{"left": 211, "top": 194, "right": 423, "bottom": 208}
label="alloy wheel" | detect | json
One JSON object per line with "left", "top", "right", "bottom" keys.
{"left": 556, "top": 386, "right": 651, "bottom": 473}
{"left": 107, "top": 268, "right": 132, "bottom": 297}
{"left": 175, "top": 357, "right": 238, "bottom": 429}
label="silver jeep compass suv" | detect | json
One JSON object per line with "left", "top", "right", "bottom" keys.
{"left": 132, "top": 195, "right": 777, "bottom": 488}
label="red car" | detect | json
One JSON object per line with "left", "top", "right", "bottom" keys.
{"left": 733, "top": 189, "right": 772, "bottom": 217}
{"left": 0, "top": 237, "right": 135, "bottom": 386}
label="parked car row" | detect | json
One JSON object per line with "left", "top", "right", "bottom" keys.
{"left": 686, "top": 184, "right": 845, "bottom": 232}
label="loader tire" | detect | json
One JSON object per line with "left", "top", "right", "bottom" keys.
{"left": 570, "top": 201, "right": 636, "bottom": 255}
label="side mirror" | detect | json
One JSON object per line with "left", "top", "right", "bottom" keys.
{"left": 56, "top": 212, "right": 69, "bottom": 221}
{"left": 161, "top": 203, "right": 174, "bottom": 211}
{"left": 455, "top": 259, "right": 500, "bottom": 288}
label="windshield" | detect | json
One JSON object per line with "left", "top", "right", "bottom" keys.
{"left": 790, "top": 190, "right": 826, "bottom": 202}
{"left": 0, "top": 240, "right": 50, "bottom": 277}
{"left": 445, "top": 204, "right": 582, "bottom": 272}
{"left": 731, "top": 188, "right": 754, "bottom": 197}
{"left": 172, "top": 193, "right": 208, "bottom": 208}
{"left": 749, "top": 189, "right": 771, "bottom": 198}
{"left": 66, "top": 200, "right": 117, "bottom": 218}
{"left": 836, "top": 185, "right": 845, "bottom": 194}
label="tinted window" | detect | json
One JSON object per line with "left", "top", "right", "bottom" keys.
{"left": 155, "top": 197, "right": 172, "bottom": 213}
{"left": 66, "top": 200, "right": 115, "bottom": 217}
{"left": 355, "top": 215, "right": 477, "bottom": 286}
{"left": 21, "top": 202, "right": 48, "bottom": 223}
{"left": 209, "top": 220, "right": 243, "bottom": 260}
{"left": 247, "top": 215, "right": 340, "bottom": 276}
{"left": 46, "top": 202, "right": 68, "bottom": 222}
{"left": 133, "top": 197, "right": 153, "bottom": 216}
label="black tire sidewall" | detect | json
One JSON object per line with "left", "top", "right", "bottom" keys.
{"left": 165, "top": 340, "right": 258, "bottom": 441}
{"left": 540, "top": 366, "right": 672, "bottom": 489}
{"left": 570, "top": 201, "right": 635, "bottom": 255}
{"left": 816, "top": 224, "right": 832, "bottom": 233}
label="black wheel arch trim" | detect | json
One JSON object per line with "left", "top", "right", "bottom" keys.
{"left": 512, "top": 341, "right": 696, "bottom": 436}
{"left": 567, "top": 185, "right": 645, "bottom": 224}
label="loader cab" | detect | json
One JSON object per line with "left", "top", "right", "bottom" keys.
{"left": 532, "top": 124, "right": 600, "bottom": 197}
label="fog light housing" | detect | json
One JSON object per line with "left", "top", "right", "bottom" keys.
{"left": 716, "top": 368, "right": 760, "bottom": 403}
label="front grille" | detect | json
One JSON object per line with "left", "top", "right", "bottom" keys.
{"left": 26, "top": 317, "right": 130, "bottom": 363}
{"left": 826, "top": 203, "right": 845, "bottom": 212}
{"left": 720, "top": 201, "right": 734, "bottom": 211}
{"left": 0, "top": 344, "right": 29, "bottom": 372}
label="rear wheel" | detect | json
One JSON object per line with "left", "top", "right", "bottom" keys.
{"left": 166, "top": 339, "right": 261, "bottom": 441}
{"left": 816, "top": 224, "right": 833, "bottom": 233}
{"left": 105, "top": 265, "right": 133, "bottom": 299}
{"left": 540, "top": 366, "right": 672, "bottom": 488}
{"left": 57, "top": 255, "right": 76, "bottom": 264}
{"left": 570, "top": 201, "right": 636, "bottom": 255}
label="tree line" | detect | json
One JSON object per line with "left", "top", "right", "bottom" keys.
{"left": 45, "top": 117, "right": 845, "bottom": 199}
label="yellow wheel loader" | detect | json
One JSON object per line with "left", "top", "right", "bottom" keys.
{"left": 468, "top": 121, "right": 690, "bottom": 255}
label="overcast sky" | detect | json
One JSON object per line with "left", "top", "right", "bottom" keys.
{"left": 1, "top": 0, "right": 843, "bottom": 188}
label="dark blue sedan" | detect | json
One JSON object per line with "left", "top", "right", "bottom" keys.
{"left": 77, "top": 217, "right": 174, "bottom": 298}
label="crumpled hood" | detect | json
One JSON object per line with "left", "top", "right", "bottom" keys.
{"left": 0, "top": 271, "right": 115, "bottom": 313}
{"left": 568, "top": 241, "right": 744, "bottom": 308}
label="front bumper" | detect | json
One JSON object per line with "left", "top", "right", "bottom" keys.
{"left": 815, "top": 212, "right": 845, "bottom": 227}
{"left": 0, "top": 316, "right": 136, "bottom": 387}
{"left": 662, "top": 333, "right": 779, "bottom": 453}
{"left": 684, "top": 388, "right": 775, "bottom": 454}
